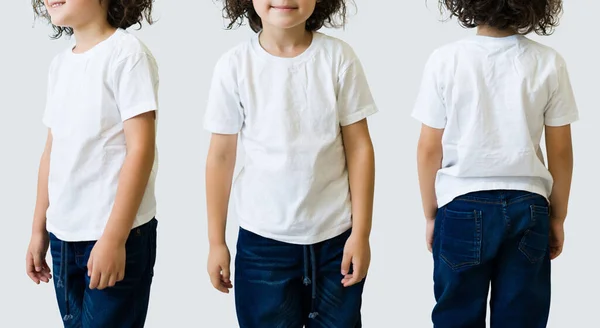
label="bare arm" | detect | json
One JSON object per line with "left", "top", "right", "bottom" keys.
{"left": 417, "top": 124, "right": 444, "bottom": 220}
{"left": 545, "top": 125, "right": 574, "bottom": 223}
{"left": 32, "top": 130, "right": 52, "bottom": 234}
{"left": 101, "top": 111, "right": 156, "bottom": 245}
{"left": 342, "top": 119, "right": 375, "bottom": 239}
{"left": 206, "top": 134, "right": 238, "bottom": 246}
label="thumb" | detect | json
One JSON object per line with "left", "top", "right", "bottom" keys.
{"left": 87, "top": 255, "right": 93, "bottom": 276}
{"left": 33, "top": 252, "right": 44, "bottom": 272}
{"left": 341, "top": 251, "right": 352, "bottom": 275}
{"left": 222, "top": 263, "right": 231, "bottom": 283}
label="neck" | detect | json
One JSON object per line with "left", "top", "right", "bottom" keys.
{"left": 72, "top": 21, "right": 116, "bottom": 54}
{"left": 259, "top": 24, "right": 313, "bottom": 58}
{"left": 477, "top": 25, "right": 517, "bottom": 37}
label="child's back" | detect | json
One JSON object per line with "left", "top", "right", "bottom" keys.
{"left": 415, "top": 34, "right": 577, "bottom": 207}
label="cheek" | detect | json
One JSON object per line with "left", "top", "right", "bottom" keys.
{"left": 300, "top": 0, "right": 317, "bottom": 12}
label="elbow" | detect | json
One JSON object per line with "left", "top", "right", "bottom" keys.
{"left": 207, "top": 151, "right": 236, "bottom": 170}
{"left": 417, "top": 141, "right": 442, "bottom": 162}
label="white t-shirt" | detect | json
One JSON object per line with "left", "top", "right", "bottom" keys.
{"left": 204, "top": 32, "right": 378, "bottom": 245}
{"left": 412, "top": 34, "right": 578, "bottom": 208}
{"left": 43, "top": 28, "right": 159, "bottom": 241}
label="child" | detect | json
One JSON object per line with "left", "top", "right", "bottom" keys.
{"left": 26, "top": 0, "right": 159, "bottom": 327}
{"left": 205, "top": 0, "right": 377, "bottom": 326}
{"left": 414, "top": 0, "right": 577, "bottom": 327}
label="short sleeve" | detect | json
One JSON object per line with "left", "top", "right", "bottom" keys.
{"left": 113, "top": 53, "right": 159, "bottom": 121}
{"left": 411, "top": 51, "right": 446, "bottom": 129}
{"left": 43, "top": 57, "right": 58, "bottom": 128}
{"left": 544, "top": 57, "right": 579, "bottom": 127}
{"left": 203, "top": 54, "right": 244, "bottom": 135}
{"left": 337, "top": 55, "right": 378, "bottom": 126}
{"left": 42, "top": 67, "right": 54, "bottom": 128}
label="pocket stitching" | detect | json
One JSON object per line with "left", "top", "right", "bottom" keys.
{"left": 440, "top": 209, "right": 482, "bottom": 271}
{"left": 518, "top": 205, "right": 549, "bottom": 263}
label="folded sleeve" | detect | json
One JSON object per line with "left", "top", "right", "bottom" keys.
{"left": 337, "top": 50, "right": 378, "bottom": 127}
{"left": 113, "top": 53, "right": 160, "bottom": 121}
{"left": 203, "top": 53, "right": 244, "bottom": 135}
{"left": 411, "top": 51, "right": 446, "bottom": 129}
{"left": 544, "top": 55, "right": 579, "bottom": 127}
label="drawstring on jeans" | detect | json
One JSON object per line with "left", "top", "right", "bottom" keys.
{"left": 303, "top": 245, "right": 318, "bottom": 320}
{"left": 56, "top": 241, "right": 73, "bottom": 322}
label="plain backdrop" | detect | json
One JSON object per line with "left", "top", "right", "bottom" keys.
{"left": 1, "top": 0, "right": 597, "bottom": 327}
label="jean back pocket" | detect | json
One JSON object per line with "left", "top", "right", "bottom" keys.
{"left": 518, "top": 205, "right": 550, "bottom": 263}
{"left": 440, "top": 208, "right": 483, "bottom": 271}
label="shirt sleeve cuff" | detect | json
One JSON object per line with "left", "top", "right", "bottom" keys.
{"left": 339, "top": 104, "right": 378, "bottom": 127}
{"left": 411, "top": 111, "right": 446, "bottom": 129}
{"left": 120, "top": 102, "right": 158, "bottom": 122}
{"left": 545, "top": 112, "right": 579, "bottom": 127}
{"left": 203, "top": 121, "right": 242, "bottom": 135}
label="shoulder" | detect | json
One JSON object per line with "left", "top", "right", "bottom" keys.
{"left": 212, "top": 38, "right": 254, "bottom": 78}
{"left": 428, "top": 39, "right": 466, "bottom": 64}
{"left": 519, "top": 38, "right": 566, "bottom": 67}
{"left": 111, "top": 29, "right": 156, "bottom": 64}
{"left": 314, "top": 33, "right": 362, "bottom": 73}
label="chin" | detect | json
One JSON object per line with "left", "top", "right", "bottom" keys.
{"left": 267, "top": 18, "right": 306, "bottom": 30}
{"left": 49, "top": 14, "right": 72, "bottom": 28}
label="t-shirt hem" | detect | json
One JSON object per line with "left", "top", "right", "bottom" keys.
{"left": 120, "top": 102, "right": 158, "bottom": 122}
{"left": 46, "top": 209, "right": 156, "bottom": 242}
{"left": 339, "top": 104, "right": 378, "bottom": 126}
{"left": 437, "top": 183, "right": 548, "bottom": 208}
{"left": 239, "top": 221, "right": 352, "bottom": 245}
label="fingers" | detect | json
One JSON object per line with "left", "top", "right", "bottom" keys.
{"left": 342, "top": 262, "right": 366, "bottom": 287}
{"left": 550, "top": 246, "right": 563, "bottom": 260}
{"left": 427, "top": 241, "right": 433, "bottom": 253}
{"left": 107, "top": 274, "right": 118, "bottom": 289}
{"left": 88, "top": 264, "right": 100, "bottom": 290}
{"left": 209, "top": 270, "right": 230, "bottom": 294}
{"left": 39, "top": 260, "right": 52, "bottom": 283}
{"left": 341, "top": 252, "right": 352, "bottom": 276}
{"left": 222, "top": 265, "right": 232, "bottom": 286}
{"left": 26, "top": 252, "right": 40, "bottom": 284}
{"left": 27, "top": 253, "right": 52, "bottom": 284}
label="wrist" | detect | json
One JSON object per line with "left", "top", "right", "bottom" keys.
{"left": 100, "top": 229, "right": 128, "bottom": 247}
{"left": 31, "top": 221, "right": 47, "bottom": 235}
{"left": 209, "top": 241, "right": 227, "bottom": 249}
{"left": 350, "top": 228, "right": 370, "bottom": 241}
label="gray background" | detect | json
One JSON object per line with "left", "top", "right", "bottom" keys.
{"left": 1, "top": 0, "right": 597, "bottom": 326}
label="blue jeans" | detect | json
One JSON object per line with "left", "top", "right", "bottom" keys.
{"left": 432, "top": 191, "right": 551, "bottom": 328}
{"left": 49, "top": 218, "right": 158, "bottom": 328}
{"left": 235, "top": 228, "right": 364, "bottom": 328}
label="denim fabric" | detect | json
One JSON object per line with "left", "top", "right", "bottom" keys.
{"left": 432, "top": 191, "right": 551, "bottom": 328}
{"left": 49, "top": 218, "right": 157, "bottom": 328}
{"left": 235, "top": 228, "right": 364, "bottom": 328}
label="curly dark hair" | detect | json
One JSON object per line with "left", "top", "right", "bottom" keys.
{"left": 32, "top": 0, "right": 154, "bottom": 39}
{"left": 222, "top": 0, "right": 349, "bottom": 32}
{"left": 439, "top": 0, "right": 563, "bottom": 35}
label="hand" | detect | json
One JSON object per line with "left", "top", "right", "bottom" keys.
{"left": 87, "top": 237, "right": 126, "bottom": 290}
{"left": 549, "top": 221, "right": 565, "bottom": 260}
{"left": 341, "top": 233, "right": 371, "bottom": 287}
{"left": 26, "top": 231, "right": 52, "bottom": 284}
{"left": 208, "top": 243, "right": 232, "bottom": 293}
{"left": 426, "top": 218, "right": 435, "bottom": 253}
